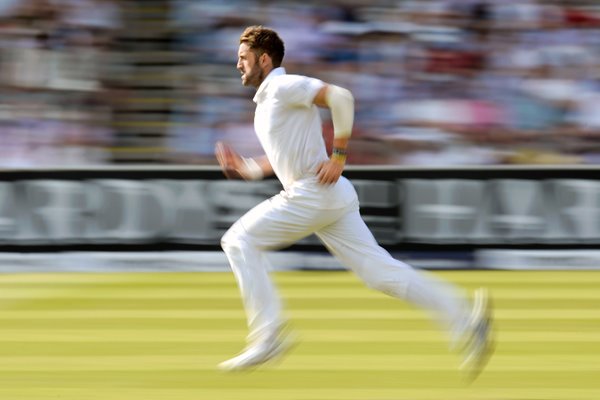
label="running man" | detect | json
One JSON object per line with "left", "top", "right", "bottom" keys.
{"left": 215, "top": 25, "right": 494, "bottom": 380}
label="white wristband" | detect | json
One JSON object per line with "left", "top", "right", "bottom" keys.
{"left": 325, "top": 84, "right": 354, "bottom": 139}
{"left": 241, "top": 157, "right": 264, "bottom": 180}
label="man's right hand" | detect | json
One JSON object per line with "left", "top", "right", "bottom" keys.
{"left": 215, "top": 141, "right": 244, "bottom": 179}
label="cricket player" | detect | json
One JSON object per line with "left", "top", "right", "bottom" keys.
{"left": 215, "top": 25, "right": 493, "bottom": 379}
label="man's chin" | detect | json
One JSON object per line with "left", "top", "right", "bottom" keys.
{"left": 241, "top": 75, "right": 258, "bottom": 88}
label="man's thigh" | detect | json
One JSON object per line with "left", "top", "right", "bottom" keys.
{"left": 232, "top": 194, "right": 344, "bottom": 250}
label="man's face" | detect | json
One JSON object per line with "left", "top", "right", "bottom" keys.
{"left": 237, "top": 43, "right": 265, "bottom": 88}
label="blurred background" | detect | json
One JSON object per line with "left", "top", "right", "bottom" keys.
{"left": 1, "top": 0, "right": 600, "bottom": 167}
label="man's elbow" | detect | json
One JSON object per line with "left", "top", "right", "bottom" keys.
{"left": 325, "top": 85, "right": 354, "bottom": 109}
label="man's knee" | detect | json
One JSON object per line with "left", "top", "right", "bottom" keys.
{"left": 221, "top": 227, "right": 240, "bottom": 252}
{"left": 221, "top": 224, "right": 256, "bottom": 253}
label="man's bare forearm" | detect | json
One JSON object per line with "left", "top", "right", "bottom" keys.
{"left": 255, "top": 155, "right": 275, "bottom": 178}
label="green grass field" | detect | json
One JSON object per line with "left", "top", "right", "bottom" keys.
{"left": 0, "top": 270, "right": 598, "bottom": 400}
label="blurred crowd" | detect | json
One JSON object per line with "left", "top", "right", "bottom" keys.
{"left": 170, "top": 0, "right": 600, "bottom": 165}
{"left": 1, "top": 0, "right": 600, "bottom": 167}
{"left": 0, "top": 0, "right": 121, "bottom": 167}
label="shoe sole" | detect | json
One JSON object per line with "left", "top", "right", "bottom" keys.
{"left": 218, "top": 328, "right": 297, "bottom": 372}
{"left": 461, "top": 288, "right": 496, "bottom": 383}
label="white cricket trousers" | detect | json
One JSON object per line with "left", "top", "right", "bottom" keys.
{"left": 221, "top": 185, "right": 470, "bottom": 344}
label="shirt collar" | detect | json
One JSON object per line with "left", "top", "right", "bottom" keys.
{"left": 253, "top": 67, "right": 286, "bottom": 103}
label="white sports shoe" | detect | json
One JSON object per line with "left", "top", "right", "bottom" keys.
{"left": 460, "top": 288, "right": 495, "bottom": 382}
{"left": 218, "top": 325, "right": 295, "bottom": 372}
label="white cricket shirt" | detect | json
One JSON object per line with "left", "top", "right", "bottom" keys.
{"left": 253, "top": 67, "right": 357, "bottom": 209}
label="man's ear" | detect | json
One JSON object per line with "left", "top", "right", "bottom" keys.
{"left": 260, "top": 53, "right": 269, "bottom": 68}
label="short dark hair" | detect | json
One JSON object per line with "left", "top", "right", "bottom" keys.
{"left": 240, "top": 25, "right": 285, "bottom": 68}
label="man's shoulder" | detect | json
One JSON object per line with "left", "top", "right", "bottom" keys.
{"left": 270, "top": 74, "right": 324, "bottom": 95}
{"left": 272, "top": 73, "right": 312, "bottom": 86}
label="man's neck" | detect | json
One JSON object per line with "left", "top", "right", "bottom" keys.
{"left": 255, "top": 66, "right": 275, "bottom": 89}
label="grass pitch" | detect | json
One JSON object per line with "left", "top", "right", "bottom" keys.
{"left": 0, "top": 270, "right": 598, "bottom": 400}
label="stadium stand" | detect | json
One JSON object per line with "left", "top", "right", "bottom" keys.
{"left": 1, "top": 0, "right": 600, "bottom": 166}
